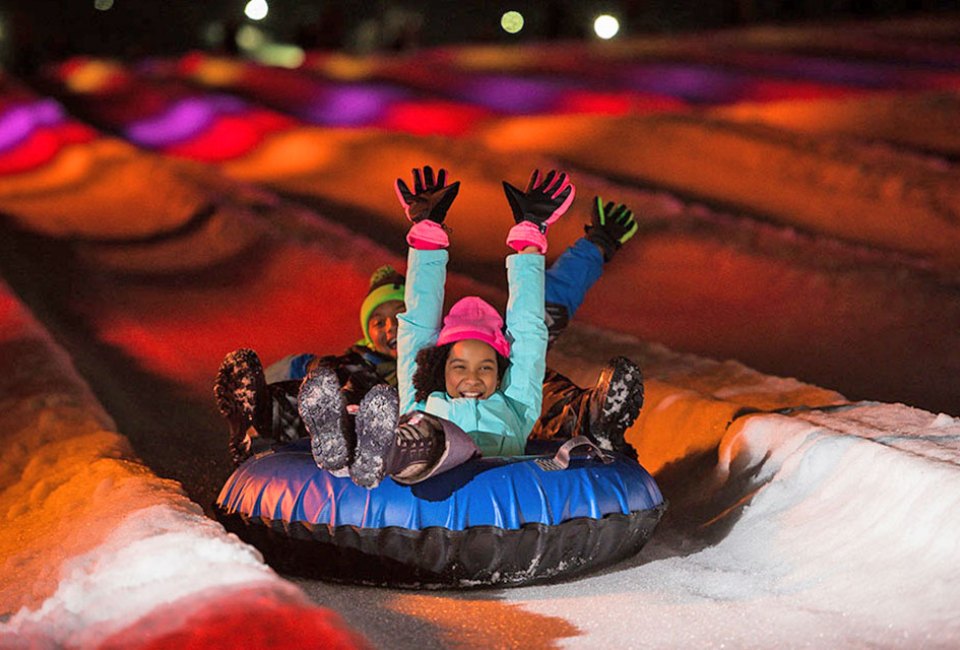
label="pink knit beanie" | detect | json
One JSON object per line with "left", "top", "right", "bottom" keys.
{"left": 436, "top": 297, "right": 510, "bottom": 358}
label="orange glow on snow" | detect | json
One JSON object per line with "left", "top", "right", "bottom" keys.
{"left": 388, "top": 594, "right": 580, "bottom": 648}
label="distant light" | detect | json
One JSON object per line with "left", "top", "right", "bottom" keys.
{"left": 500, "top": 11, "right": 524, "bottom": 34}
{"left": 236, "top": 24, "right": 265, "bottom": 51}
{"left": 94, "top": 0, "right": 114, "bottom": 10}
{"left": 593, "top": 14, "right": 620, "bottom": 40}
{"left": 244, "top": 0, "right": 268, "bottom": 21}
{"left": 255, "top": 44, "right": 306, "bottom": 69}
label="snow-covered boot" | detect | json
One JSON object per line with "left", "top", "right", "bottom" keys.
{"left": 350, "top": 385, "right": 401, "bottom": 488}
{"left": 214, "top": 348, "right": 269, "bottom": 466}
{"left": 298, "top": 367, "right": 353, "bottom": 472}
{"left": 588, "top": 356, "right": 644, "bottom": 461}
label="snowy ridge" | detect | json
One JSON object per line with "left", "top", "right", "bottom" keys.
{"left": 0, "top": 279, "right": 363, "bottom": 648}
{"left": 479, "top": 111, "right": 960, "bottom": 269}
{"left": 510, "top": 327, "right": 960, "bottom": 648}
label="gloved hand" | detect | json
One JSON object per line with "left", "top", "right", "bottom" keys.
{"left": 395, "top": 165, "right": 460, "bottom": 249}
{"left": 585, "top": 196, "right": 638, "bottom": 262}
{"left": 502, "top": 169, "right": 575, "bottom": 254}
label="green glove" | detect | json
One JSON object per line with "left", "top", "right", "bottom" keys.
{"left": 585, "top": 196, "right": 638, "bottom": 262}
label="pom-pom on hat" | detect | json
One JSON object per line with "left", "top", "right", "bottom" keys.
{"left": 436, "top": 297, "right": 510, "bottom": 358}
{"left": 360, "top": 265, "right": 406, "bottom": 344}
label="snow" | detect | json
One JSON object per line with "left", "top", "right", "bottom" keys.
{"left": 1, "top": 12, "right": 959, "bottom": 649}
{"left": 0, "top": 284, "right": 361, "bottom": 648}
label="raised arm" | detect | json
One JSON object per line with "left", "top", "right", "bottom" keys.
{"left": 500, "top": 169, "right": 576, "bottom": 435}
{"left": 394, "top": 165, "right": 460, "bottom": 413}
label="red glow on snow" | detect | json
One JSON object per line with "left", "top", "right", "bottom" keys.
{"left": 0, "top": 124, "right": 95, "bottom": 175}
{"left": 164, "top": 111, "right": 294, "bottom": 161}
{"left": 98, "top": 587, "right": 366, "bottom": 649}
{"left": 87, "top": 246, "right": 380, "bottom": 392}
{"left": 556, "top": 90, "right": 686, "bottom": 115}
{"left": 380, "top": 100, "right": 492, "bottom": 135}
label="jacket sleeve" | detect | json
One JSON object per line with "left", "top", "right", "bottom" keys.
{"left": 501, "top": 253, "right": 547, "bottom": 441}
{"left": 544, "top": 237, "right": 604, "bottom": 319}
{"left": 397, "top": 247, "right": 448, "bottom": 415}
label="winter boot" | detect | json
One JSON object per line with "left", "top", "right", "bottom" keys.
{"left": 214, "top": 348, "right": 269, "bottom": 466}
{"left": 350, "top": 385, "right": 405, "bottom": 488}
{"left": 352, "top": 405, "right": 446, "bottom": 489}
{"left": 298, "top": 367, "right": 353, "bottom": 472}
{"left": 588, "top": 356, "right": 644, "bottom": 461}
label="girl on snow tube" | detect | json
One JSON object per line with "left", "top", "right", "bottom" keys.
{"left": 298, "top": 165, "right": 643, "bottom": 488}
{"left": 215, "top": 166, "right": 662, "bottom": 587}
{"left": 214, "top": 176, "right": 646, "bottom": 471}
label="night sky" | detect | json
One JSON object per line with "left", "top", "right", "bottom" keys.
{"left": 1, "top": 0, "right": 956, "bottom": 72}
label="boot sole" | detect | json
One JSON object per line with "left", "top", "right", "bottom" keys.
{"left": 214, "top": 348, "right": 264, "bottom": 464}
{"left": 597, "top": 357, "right": 644, "bottom": 459}
{"left": 351, "top": 385, "right": 400, "bottom": 488}
{"left": 298, "top": 369, "right": 351, "bottom": 471}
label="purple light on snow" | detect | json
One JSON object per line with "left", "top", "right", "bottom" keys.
{"left": 0, "top": 100, "right": 65, "bottom": 152}
{"left": 619, "top": 64, "right": 751, "bottom": 103}
{"left": 457, "top": 75, "right": 565, "bottom": 113}
{"left": 125, "top": 95, "right": 247, "bottom": 147}
{"left": 723, "top": 52, "right": 915, "bottom": 88}
{"left": 299, "top": 84, "right": 409, "bottom": 126}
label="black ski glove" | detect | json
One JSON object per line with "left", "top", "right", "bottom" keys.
{"left": 394, "top": 165, "right": 460, "bottom": 225}
{"left": 503, "top": 169, "right": 576, "bottom": 253}
{"left": 585, "top": 196, "right": 638, "bottom": 262}
{"left": 502, "top": 169, "right": 575, "bottom": 230}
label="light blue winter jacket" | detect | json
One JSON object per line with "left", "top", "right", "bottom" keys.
{"left": 397, "top": 248, "right": 547, "bottom": 457}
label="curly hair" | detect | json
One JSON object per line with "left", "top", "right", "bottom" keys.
{"left": 412, "top": 343, "right": 510, "bottom": 402}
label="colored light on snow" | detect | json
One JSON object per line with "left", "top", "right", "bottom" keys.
{"left": 501, "top": 11, "right": 524, "bottom": 34}
{"left": 244, "top": 0, "right": 268, "bottom": 21}
{"left": 460, "top": 75, "right": 564, "bottom": 113}
{"left": 254, "top": 44, "right": 306, "bottom": 69}
{"left": 593, "top": 15, "right": 620, "bottom": 40}
{"left": 0, "top": 100, "right": 64, "bottom": 152}
{"left": 177, "top": 54, "right": 244, "bottom": 87}
{"left": 300, "top": 84, "right": 408, "bottom": 126}
{"left": 381, "top": 100, "right": 491, "bottom": 136}
{"left": 124, "top": 96, "right": 247, "bottom": 147}
{"left": 60, "top": 59, "right": 129, "bottom": 93}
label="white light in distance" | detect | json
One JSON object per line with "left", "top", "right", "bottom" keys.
{"left": 593, "top": 14, "right": 620, "bottom": 40}
{"left": 244, "top": 0, "right": 269, "bottom": 21}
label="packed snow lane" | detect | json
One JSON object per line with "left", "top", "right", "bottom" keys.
{"left": 0, "top": 278, "right": 365, "bottom": 649}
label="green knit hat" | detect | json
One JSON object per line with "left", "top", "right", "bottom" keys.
{"left": 359, "top": 265, "right": 406, "bottom": 345}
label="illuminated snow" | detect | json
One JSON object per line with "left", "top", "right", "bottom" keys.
{"left": 0, "top": 13, "right": 959, "bottom": 649}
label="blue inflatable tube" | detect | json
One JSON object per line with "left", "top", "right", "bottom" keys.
{"left": 215, "top": 438, "right": 665, "bottom": 588}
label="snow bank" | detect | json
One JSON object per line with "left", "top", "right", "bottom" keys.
{"left": 498, "top": 401, "right": 960, "bottom": 648}
{"left": 711, "top": 90, "right": 960, "bottom": 156}
{"left": 478, "top": 112, "right": 960, "bottom": 270}
{"left": 0, "top": 281, "right": 364, "bottom": 648}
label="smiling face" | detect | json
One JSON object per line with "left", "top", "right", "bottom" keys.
{"left": 367, "top": 300, "right": 405, "bottom": 358}
{"left": 444, "top": 339, "right": 499, "bottom": 399}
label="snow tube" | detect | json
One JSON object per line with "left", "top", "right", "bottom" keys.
{"left": 214, "top": 438, "right": 665, "bottom": 588}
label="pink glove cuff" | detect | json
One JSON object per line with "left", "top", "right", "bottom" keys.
{"left": 506, "top": 221, "right": 547, "bottom": 254}
{"left": 407, "top": 220, "right": 449, "bottom": 249}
